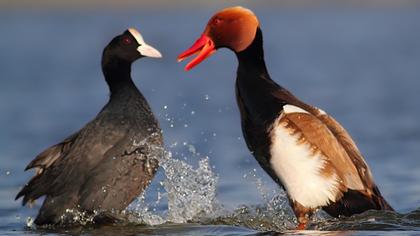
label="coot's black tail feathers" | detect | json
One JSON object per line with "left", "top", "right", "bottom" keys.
{"left": 17, "top": 134, "right": 78, "bottom": 205}
{"left": 15, "top": 175, "right": 47, "bottom": 205}
{"left": 25, "top": 147, "right": 60, "bottom": 171}
{"left": 25, "top": 133, "right": 78, "bottom": 171}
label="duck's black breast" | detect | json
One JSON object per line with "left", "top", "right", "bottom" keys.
{"left": 235, "top": 74, "right": 295, "bottom": 186}
{"left": 234, "top": 27, "right": 309, "bottom": 186}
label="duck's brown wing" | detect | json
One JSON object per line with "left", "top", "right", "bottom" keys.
{"left": 313, "top": 109, "right": 394, "bottom": 213}
{"left": 279, "top": 105, "right": 366, "bottom": 197}
{"left": 314, "top": 110, "right": 376, "bottom": 190}
{"left": 283, "top": 104, "right": 393, "bottom": 213}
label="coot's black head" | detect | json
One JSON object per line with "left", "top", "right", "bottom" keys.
{"left": 103, "top": 28, "right": 162, "bottom": 65}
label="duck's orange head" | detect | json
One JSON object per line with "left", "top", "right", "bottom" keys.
{"left": 178, "top": 6, "right": 259, "bottom": 71}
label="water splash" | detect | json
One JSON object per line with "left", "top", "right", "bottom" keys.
{"left": 206, "top": 169, "right": 296, "bottom": 231}
{"left": 60, "top": 209, "right": 96, "bottom": 225}
{"left": 127, "top": 142, "right": 221, "bottom": 225}
{"left": 130, "top": 161, "right": 296, "bottom": 230}
{"left": 162, "top": 153, "right": 220, "bottom": 223}
{"left": 128, "top": 189, "right": 165, "bottom": 226}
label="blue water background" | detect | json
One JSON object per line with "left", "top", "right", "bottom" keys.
{"left": 0, "top": 5, "right": 420, "bottom": 235}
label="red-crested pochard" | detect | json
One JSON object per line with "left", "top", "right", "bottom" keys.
{"left": 178, "top": 6, "right": 393, "bottom": 229}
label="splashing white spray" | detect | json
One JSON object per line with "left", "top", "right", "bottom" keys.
{"left": 129, "top": 144, "right": 221, "bottom": 225}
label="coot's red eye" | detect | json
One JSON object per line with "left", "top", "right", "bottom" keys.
{"left": 122, "top": 37, "right": 132, "bottom": 45}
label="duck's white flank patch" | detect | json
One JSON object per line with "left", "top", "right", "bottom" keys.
{"left": 128, "top": 28, "right": 145, "bottom": 45}
{"left": 269, "top": 116, "right": 339, "bottom": 208}
{"left": 283, "top": 104, "right": 309, "bottom": 114}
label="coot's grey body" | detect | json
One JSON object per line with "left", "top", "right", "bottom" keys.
{"left": 16, "top": 28, "right": 163, "bottom": 225}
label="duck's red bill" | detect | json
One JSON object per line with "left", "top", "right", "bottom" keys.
{"left": 177, "top": 34, "right": 216, "bottom": 71}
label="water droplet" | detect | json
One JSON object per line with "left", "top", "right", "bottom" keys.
{"left": 184, "top": 124, "right": 188, "bottom": 128}
{"left": 5, "top": 171, "right": 10, "bottom": 176}
{"left": 163, "top": 105, "right": 168, "bottom": 110}
{"left": 26, "top": 217, "right": 34, "bottom": 227}
{"left": 204, "top": 94, "right": 210, "bottom": 101}
{"left": 191, "top": 111, "right": 196, "bottom": 115}
{"left": 188, "top": 145, "right": 196, "bottom": 154}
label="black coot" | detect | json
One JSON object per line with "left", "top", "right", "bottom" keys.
{"left": 16, "top": 28, "right": 163, "bottom": 225}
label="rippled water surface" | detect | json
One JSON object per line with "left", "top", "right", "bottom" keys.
{"left": 1, "top": 5, "right": 420, "bottom": 235}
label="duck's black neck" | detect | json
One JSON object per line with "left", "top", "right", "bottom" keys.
{"left": 102, "top": 56, "right": 137, "bottom": 98}
{"left": 234, "top": 27, "right": 289, "bottom": 124}
{"left": 236, "top": 28, "right": 268, "bottom": 76}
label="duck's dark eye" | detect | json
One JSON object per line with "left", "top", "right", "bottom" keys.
{"left": 213, "top": 18, "right": 222, "bottom": 25}
{"left": 122, "top": 37, "right": 132, "bottom": 45}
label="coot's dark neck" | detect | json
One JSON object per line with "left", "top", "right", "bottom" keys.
{"left": 101, "top": 56, "right": 138, "bottom": 98}
{"left": 236, "top": 28, "right": 269, "bottom": 77}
